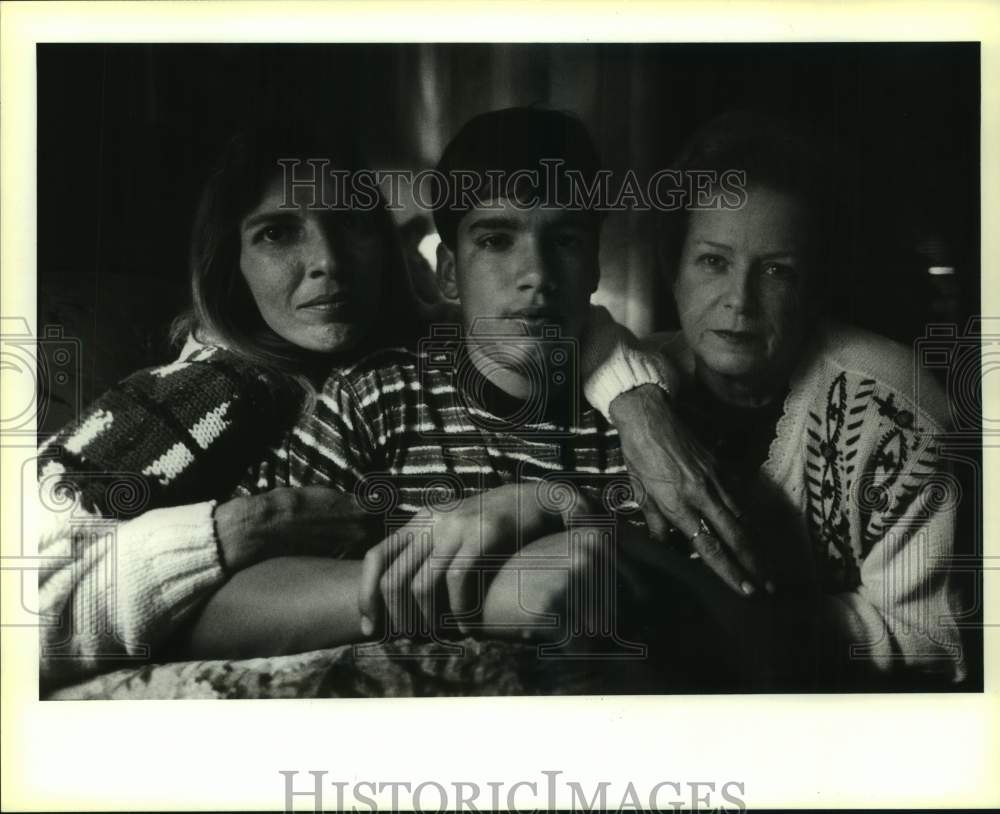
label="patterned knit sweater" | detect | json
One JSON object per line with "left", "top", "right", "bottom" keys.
{"left": 37, "top": 344, "right": 300, "bottom": 518}
{"left": 37, "top": 309, "right": 670, "bottom": 687}
{"left": 645, "top": 321, "right": 966, "bottom": 682}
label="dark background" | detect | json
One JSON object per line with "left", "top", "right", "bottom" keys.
{"left": 37, "top": 43, "right": 980, "bottom": 432}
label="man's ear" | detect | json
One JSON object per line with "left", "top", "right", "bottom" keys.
{"left": 436, "top": 241, "right": 459, "bottom": 300}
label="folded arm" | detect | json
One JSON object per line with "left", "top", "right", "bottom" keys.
{"left": 39, "top": 499, "right": 228, "bottom": 688}
{"left": 39, "top": 483, "right": 377, "bottom": 685}
{"left": 823, "top": 492, "right": 966, "bottom": 684}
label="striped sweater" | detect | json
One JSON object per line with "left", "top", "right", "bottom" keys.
{"left": 267, "top": 342, "right": 636, "bottom": 558}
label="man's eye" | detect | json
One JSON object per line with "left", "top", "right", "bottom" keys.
{"left": 762, "top": 262, "right": 797, "bottom": 281}
{"left": 478, "top": 234, "right": 513, "bottom": 251}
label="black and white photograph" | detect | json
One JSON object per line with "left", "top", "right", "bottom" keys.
{"left": 2, "top": 2, "right": 998, "bottom": 811}
{"left": 32, "top": 39, "right": 983, "bottom": 699}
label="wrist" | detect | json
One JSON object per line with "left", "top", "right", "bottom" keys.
{"left": 609, "top": 382, "right": 672, "bottom": 424}
{"left": 212, "top": 494, "right": 266, "bottom": 573}
{"left": 588, "top": 352, "right": 675, "bottom": 420}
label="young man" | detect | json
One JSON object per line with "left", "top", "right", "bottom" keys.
{"left": 288, "top": 108, "right": 642, "bottom": 646}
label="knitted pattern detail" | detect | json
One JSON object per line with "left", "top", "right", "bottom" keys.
{"left": 38, "top": 346, "right": 300, "bottom": 518}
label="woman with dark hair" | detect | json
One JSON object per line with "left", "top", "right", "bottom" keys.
{"left": 177, "top": 123, "right": 422, "bottom": 381}
{"left": 37, "top": 121, "right": 423, "bottom": 685}
{"left": 636, "top": 112, "right": 966, "bottom": 687}
{"left": 38, "top": 114, "right": 739, "bottom": 689}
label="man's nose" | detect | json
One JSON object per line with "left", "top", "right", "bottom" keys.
{"left": 516, "top": 239, "right": 558, "bottom": 296}
{"left": 304, "top": 225, "right": 338, "bottom": 279}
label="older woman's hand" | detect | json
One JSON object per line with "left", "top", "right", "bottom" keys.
{"left": 609, "top": 384, "right": 774, "bottom": 597}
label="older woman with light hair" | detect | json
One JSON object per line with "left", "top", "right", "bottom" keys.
{"left": 631, "top": 112, "right": 967, "bottom": 689}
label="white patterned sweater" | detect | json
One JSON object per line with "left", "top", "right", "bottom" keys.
{"left": 37, "top": 307, "right": 674, "bottom": 688}
{"left": 645, "top": 322, "right": 967, "bottom": 683}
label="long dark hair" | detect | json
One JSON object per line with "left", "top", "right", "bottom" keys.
{"left": 172, "top": 121, "right": 423, "bottom": 396}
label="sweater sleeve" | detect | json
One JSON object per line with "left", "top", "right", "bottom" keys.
{"left": 35, "top": 344, "right": 298, "bottom": 689}
{"left": 580, "top": 305, "right": 682, "bottom": 419}
{"left": 37, "top": 344, "right": 299, "bottom": 516}
{"left": 38, "top": 496, "right": 226, "bottom": 689}
{"left": 825, "top": 473, "right": 966, "bottom": 683}
{"left": 788, "top": 325, "right": 967, "bottom": 684}
{"left": 818, "top": 409, "right": 966, "bottom": 683}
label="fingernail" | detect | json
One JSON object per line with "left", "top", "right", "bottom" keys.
{"left": 740, "top": 580, "right": 756, "bottom": 596}
{"left": 360, "top": 615, "right": 373, "bottom": 637}
{"left": 765, "top": 580, "right": 777, "bottom": 595}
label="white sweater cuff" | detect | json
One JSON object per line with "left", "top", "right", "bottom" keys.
{"left": 581, "top": 305, "right": 676, "bottom": 419}
{"left": 118, "top": 500, "right": 227, "bottom": 635}
{"left": 584, "top": 344, "right": 675, "bottom": 420}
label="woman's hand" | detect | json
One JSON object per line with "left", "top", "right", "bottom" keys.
{"left": 357, "top": 482, "right": 569, "bottom": 638}
{"left": 212, "top": 486, "right": 379, "bottom": 572}
{"left": 609, "top": 384, "right": 774, "bottom": 597}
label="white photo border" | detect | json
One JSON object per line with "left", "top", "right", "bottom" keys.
{"left": 2, "top": 1, "right": 999, "bottom": 810}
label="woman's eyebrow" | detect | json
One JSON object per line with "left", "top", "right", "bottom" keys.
{"left": 242, "top": 210, "right": 301, "bottom": 231}
{"left": 693, "top": 239, "right": 732, "bottom": 251}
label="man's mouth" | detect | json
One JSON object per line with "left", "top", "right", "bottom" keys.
{"left": 508, "top": 308, "right": 562, "bottom": 323}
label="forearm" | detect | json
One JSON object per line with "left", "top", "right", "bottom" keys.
{"left": 480, "top": 530, "right": 610, "bottom": 642}
{"left": 819, "top": 587, "right": 965, "bottom": 684}
{"left": 176, "top": 557, "right": 366, "bottom": 661}
{"left": 39, "top": 500, "right": 227, "bottom": 687}
{"left": 831, "top": 497, "right": 966, "bottom": 683}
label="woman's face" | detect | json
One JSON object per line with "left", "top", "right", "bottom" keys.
{"left": 672, "top": 185, "right": 815, "bottom": 397}
{"left": 239, "top": 175, "right": 386, "bottom": 355}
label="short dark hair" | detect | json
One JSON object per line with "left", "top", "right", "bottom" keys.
{"left": 658, "top": 110, "right": 843, "bottom": 293}
{"left": 432, "top": 107, "right": 603, "bottom": 248}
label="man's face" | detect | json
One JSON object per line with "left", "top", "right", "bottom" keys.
{"left": 439, "top": 198, "right": 600, "bottom": 382}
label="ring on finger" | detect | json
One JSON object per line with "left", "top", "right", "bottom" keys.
{"left": 689, "top": 517, "right": 714, "bottom": 544}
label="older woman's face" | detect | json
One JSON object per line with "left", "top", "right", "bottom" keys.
{"left": 239, "top": 176, "right": 385, "bottom": 354}
{"left": 673, "top": 185, "right": 814, "bottom": 392}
